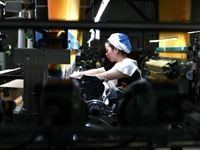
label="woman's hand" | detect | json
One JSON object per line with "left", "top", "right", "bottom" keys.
{"left": 69, "top": 72, "right": 83, "bottom": 78}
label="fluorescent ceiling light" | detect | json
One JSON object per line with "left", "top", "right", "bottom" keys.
{"left": 0, "top": 1, "right": 5, "bottom": 5}
{"left": 149, "top": 37, "right": 178, "bottom": 43}
{"left": 188, "top": 30, "right": 200, "bottom": 34}
{"left": 88, "top": 0, "right": 109, "bottom": 44}
{"left": 94, "top": 0, "right": 110, "bottom": 22}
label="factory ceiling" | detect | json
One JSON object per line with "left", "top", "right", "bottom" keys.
{"left": 1, "top": 0, "right": 199, "bottom": 23}
{"left": 83, "top": 0, "right": 158, "bottom": 22}
{"left": 0, "top": 0, "right": 158, "bottom": 22}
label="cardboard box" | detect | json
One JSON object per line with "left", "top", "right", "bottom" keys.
{"left": 0, "top": 79, "right": 23, "bottom": 106}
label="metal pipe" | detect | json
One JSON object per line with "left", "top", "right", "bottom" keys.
{"left": 0, "top": 75, "right": 23, "bottom": 79}
{"left": 32, "top": 0, "right": 37, "bottom": 20}
{"left": 0, "top": 20, "right": 198, "bottom": 31}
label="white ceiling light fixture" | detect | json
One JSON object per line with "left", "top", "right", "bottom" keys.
{"left": 149, "top": 37, "right": 178, "bottom": 43}
{"left": 188, "top": 30, "right": 200, "bottom": 34}
{"left": 94, "top": 0, "right": 110, "bottom": 22}
{"left": 0, "top": 1, "right": 4, "bottom": 5}
{"left": 87, "top": 0, "right": 110, "bottom": 46}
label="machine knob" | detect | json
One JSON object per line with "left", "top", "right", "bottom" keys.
{"left": 89, "top": 106, "right": 100, "bottom": 116}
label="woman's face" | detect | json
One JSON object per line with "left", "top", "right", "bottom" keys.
{"left": 104, "top": 42, "right": 117, "bottom": 62}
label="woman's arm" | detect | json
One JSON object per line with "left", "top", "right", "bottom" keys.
{"left": 95, "top": 68, "right": 128, "bottom": 80}
{"left": 69, "top": 67, "right": 106, "bottom": 78}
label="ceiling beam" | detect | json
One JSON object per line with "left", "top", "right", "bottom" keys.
{"left": 113, "top": 0, "right": 156, "bottom": 1}
{"left": 85, "top": 0, "right": 101, "bottom": 16}
{"left": 0, "top": 20, "right": 199, "bottom": 32}
{"left": 125, "top": 0, "right": 152, "bottom": 22}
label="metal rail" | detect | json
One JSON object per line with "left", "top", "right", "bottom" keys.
{"left": 0, "top": 19, "right": 199, "bottom": 31}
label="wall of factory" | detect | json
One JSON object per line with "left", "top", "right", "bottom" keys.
{"left": 190, "top": 0, "right": 200, "bottom": 46}
{"left": 158, "top": 0, "right": 191, "bottom": 47}
{"left": 47, "top": 0, "right": 80, "bottom": 37}
{"left": 157, "top": 0, "right": 191, "bottom": 59}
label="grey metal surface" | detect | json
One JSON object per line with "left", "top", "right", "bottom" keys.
{"left": 14, "top": 48, "right": 71, "bottom": 64}
{"left": 13, "top": 48, "right": 71, "bottom": 110}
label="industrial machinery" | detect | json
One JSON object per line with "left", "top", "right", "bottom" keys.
{"left": 141, "top": 34, "right": 200, "bottom": 143}
{"left": 26, "top": 76, "right": 192, "bottom": 150}
{"left": 0, "top": 99, "right": 16, "bottom": 124}
{"left": 0, "top": 1, "right": 199, "bottom": 149}
{"left": 142, "top": 53, "right": 194, "bottom": 100}
{"left": 0, "top": 68, "right": 195, "bottom": 150}
{"left": 71, "top": 75, "right": 123, "bottom": 128}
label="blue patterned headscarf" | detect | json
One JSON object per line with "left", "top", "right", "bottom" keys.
{"left": 107, "top": 33, "right": 132, "bottom": 54}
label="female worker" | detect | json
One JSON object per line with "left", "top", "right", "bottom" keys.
{"left": 69, "top": 33, "right": 142, "bottom": 87}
